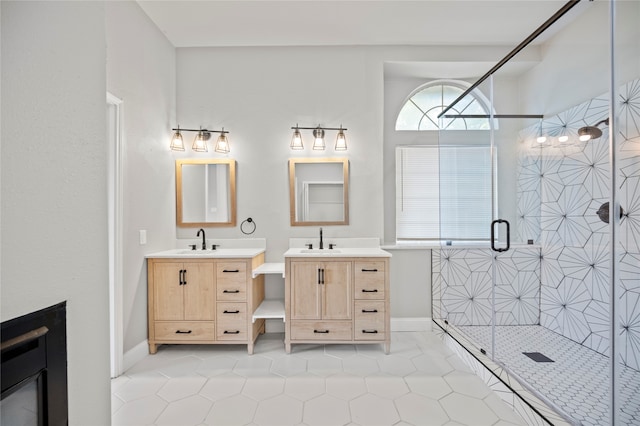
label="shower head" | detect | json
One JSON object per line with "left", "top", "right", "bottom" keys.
{"left": 578, "top": 118, "right": 609, "bottom": 141}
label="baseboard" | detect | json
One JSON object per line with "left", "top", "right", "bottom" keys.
{"left": 391, "top": 317, "right": 432, "bottom": 332}
{"left": 123, "top": 339, "right": 149, "bottom": 372}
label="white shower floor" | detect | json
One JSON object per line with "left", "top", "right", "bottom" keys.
{"left": 456, "top": 325, "right": 640, "bottom": 425}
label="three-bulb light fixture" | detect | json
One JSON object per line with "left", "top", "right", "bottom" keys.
{"left": 170, "top": 126, "right": 230, "bottom": 153}
{"left": 290, "top": 125, "right": 347, "bottom": 151}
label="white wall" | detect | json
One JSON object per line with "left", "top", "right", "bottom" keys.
{"left": 106, "top": 1, "right": 176, "bottom": 353}
{"left": 174, "top": 46, "right": 387, "bottom": 316}
{"left": 175, "top": 46, "right": 384, "bottom": 252}
{"left": 1, "top": 1, "right": 110, "bottom": 424}
{"left": 518, "top": 1, "right": 612, "bottom": 116}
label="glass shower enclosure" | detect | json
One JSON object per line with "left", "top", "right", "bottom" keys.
{"left": 432, "top": 1, "right": 639, "bottom": 425}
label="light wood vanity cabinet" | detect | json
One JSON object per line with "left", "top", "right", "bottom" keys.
{"left": 147, "top": 254, "right": 265, "bottom": 354}
{"left": 285, "top": 257, "right": 390, "bottom": 354}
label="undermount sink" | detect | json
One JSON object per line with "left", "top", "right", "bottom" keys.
{"left": 177, "top": 249, "right": 218, "bottom": 255}
{"left": 300, "top": 249, "right": 341, "bottom": 254}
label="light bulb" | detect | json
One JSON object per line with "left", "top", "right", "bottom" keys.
{"left": 335, "top": 128, "right": 347, "bottom": 151}
{"left": 290, "top": 129, "right": 304, "bottom": 150}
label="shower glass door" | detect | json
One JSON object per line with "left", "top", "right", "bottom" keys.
{"left": 433, "top": 2, "right": 638, "bottom": 422}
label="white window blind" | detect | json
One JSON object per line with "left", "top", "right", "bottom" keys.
{"left": 396, "top": 145, "right": 494, "bottom": 241}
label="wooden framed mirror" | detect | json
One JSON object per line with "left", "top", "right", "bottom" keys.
{"left": 288, "top": 158, "right": 349, "bottom": 226}
{"left": 176, "top": 158, "right": 237, "bottom": 227}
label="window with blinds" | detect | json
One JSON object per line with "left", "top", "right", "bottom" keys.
{"left": 396, "top": 145, "right": 494, "bottom": 241}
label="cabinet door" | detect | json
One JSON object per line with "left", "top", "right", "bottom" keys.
{"left": 183, "top": 262, "right": 215, "bottom": 321}
{"left": 290, "top": 261, "right": 322, "bottom": 320}
{"left": 322, "top": 261, "right": 352, "bottom": 320}
{"left": 154, "top": 263, "right": 185, "bottom": 321}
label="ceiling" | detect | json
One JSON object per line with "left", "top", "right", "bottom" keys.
{"left": 137, "top": 0, "right": 586, "bottom": 49}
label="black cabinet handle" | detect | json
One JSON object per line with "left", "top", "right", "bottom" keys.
{"left": 317, "top": 268, "right": 321, "bottom": 285}
{"left": 175, "top": 330, "right": 192, "bottom": 334}
{"left": 321, "top": 268, "right": 325, "bottom": 285}
{"left": 223, "top": 289, "right": 240, "bottom": 293}
{"left": 361, "top": 268, "right": 378, "bottom": 272}
{"left": 361, "top": 309, "right": 378, "bottom": 313}
{"left": 313, "top": 330, "right": 330, "bottom": 334}
{"left": 362, "top": 289, "right": 378, "bottom": 293}
{"left": 178, "top": 269, "right": 184, "bottom": 285}
{"left": 183, "top": 269, "right": 187, "bottom": 286}
{"left": 223, "top": 330, "right": 240, "bottom": 334}
{"left": 223, "top": 269, "right": 240, "bottom": 273}
{"left": 223, "top": 310, "right": 240, "bottom": 314}
{"left": 362, "top": 330, "right": 379, "bottom": 334}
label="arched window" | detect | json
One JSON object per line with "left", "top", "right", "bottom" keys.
{"left": 395, "top": 80, "right": 494, "bottom": 131}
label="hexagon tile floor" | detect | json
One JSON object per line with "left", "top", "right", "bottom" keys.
{"left": 111, "top": 331, "right": 527, "bottom": 426}
{"left": 457, "top": 325, "right": 640, "bottom": 426}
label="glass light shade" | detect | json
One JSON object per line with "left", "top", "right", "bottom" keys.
{"left": 290, "top": 129, "right": 304, "bottom": 150}
{"left": 312, "top": 128, "right": 325, "bottom": 150}
{"left": 192, "top": 131, "right": 208, "bottom": 152}
{"left": 579, "top": 134, "right": 592, "bottom": 142}
{"left": 214, "top": 133, "right": 230, "bottom": 154}
{"left": 170, "top": 131, "right": 185, "bottom": 151}
{"left": 558, "top": 135, "right": 569, "bottom": 143}
{"left": 335, "top": 129, "right": 347, "bottom": 151}
{"left": 536, "top": 136, "right": 547, "bottom": 144}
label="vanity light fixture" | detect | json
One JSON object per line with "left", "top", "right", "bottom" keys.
{"left": 170, "top": 127, "right": 185, "bottom": 151}
{"left": 289, "top": 125, "right": 348, "bottom": 151}
{"left": 169, "top": 126, "right": 230, "bottom": 153}
{"left": 192, "top": 129, "right": 208, "bottom": 152}
{"left": 335, "top": 126, "right": 347, "bottom": 151}
{"left": 312, "top": 128, "right": 325, "bottom": 150}
{"left": 214, "top": 128, "right": 230, "bottom": 153}
{"left": 290, "top": 126, "right": 304, "bottom": 150}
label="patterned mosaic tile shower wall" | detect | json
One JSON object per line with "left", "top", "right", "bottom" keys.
{"left": 516, "top": 79, "right": 640, "bottom": 371}
{"left": 432, "top": 247, "right": 541, "bottom": 326}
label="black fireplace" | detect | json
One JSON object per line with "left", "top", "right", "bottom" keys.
{"left": 1, "top": 302, "right": 68, "bottom": 425}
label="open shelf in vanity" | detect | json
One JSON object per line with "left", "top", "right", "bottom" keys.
{"left": 251, "top": 262, "right": 285, "bottom": 323}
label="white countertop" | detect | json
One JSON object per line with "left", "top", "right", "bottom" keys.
{"left": 145, "top": 248, "right": 265, "bottom": 259}
{"left": 284, "top": 247, "right": 391, "bottom": 258}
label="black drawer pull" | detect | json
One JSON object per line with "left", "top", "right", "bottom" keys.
{"left": 362, "top": 289, "right": 379, "bottom": 293}
{"left": 313, "top": 330, "right": 330, "bottom": 334}
{"left": 223, "top": 269, "right": 240, "bottom": 273}
{"left": 361, "top": 268, "right": 378, "bottom": 272}
{"left": 224, "top": 330, "right": 240, "bottom": 334}
{"left": 362, "top": 309, "right": 378, "bottom": 313}
{"left": 223, "top": 310, "right": 240, "bottom": 314}
{"left": 175, "top": 330, "right": 192, "bottom": 334}
{"left": 223, "top": 289, "right": 240, "bottom": 293}
{"left": 362, "top": 330, "right": 379, "bottom": 334}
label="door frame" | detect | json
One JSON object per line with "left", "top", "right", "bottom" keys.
{"left": 107, "top": 92, "right": 124, "bottom": 378}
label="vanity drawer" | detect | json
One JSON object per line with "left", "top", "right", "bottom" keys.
{"left": 216, "top": 302, "right": 247, "bottom": 321}
{"left": 354, "top": 261, "right": 385, "bottom": 299}
{"left": 154, "top": 321, "right": 215, "bottom": 341}
{"left": 355, "top": 301, "right": 385, "bottom": 321}
{"left": 354, "top": 325, "right": 386, "bottom": 341}
{"left": 216, "top": 321, "right": 247, "bottom": 340}
{"left": 290, "top": 321, "right": 352, "bottom": 340}
{"left": 216, "top": 262, "right": 247, "bottom": 301}
{"left": 354, "top": 301, "right": 385, "bottom": 340}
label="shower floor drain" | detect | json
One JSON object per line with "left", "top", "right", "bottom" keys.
{"left": 523, "top": 352, "right": 554, "bottom": 363}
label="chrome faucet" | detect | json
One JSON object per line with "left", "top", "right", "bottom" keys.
{"left": 197, "top": 228, "right": 206, "bottom": 250}
{"left": 319, "top": 227, "right": 324, "bottom": 250}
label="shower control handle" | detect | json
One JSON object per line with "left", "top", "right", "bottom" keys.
{"left": 490, "top": 219, "right": 510, "bottom": 253}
